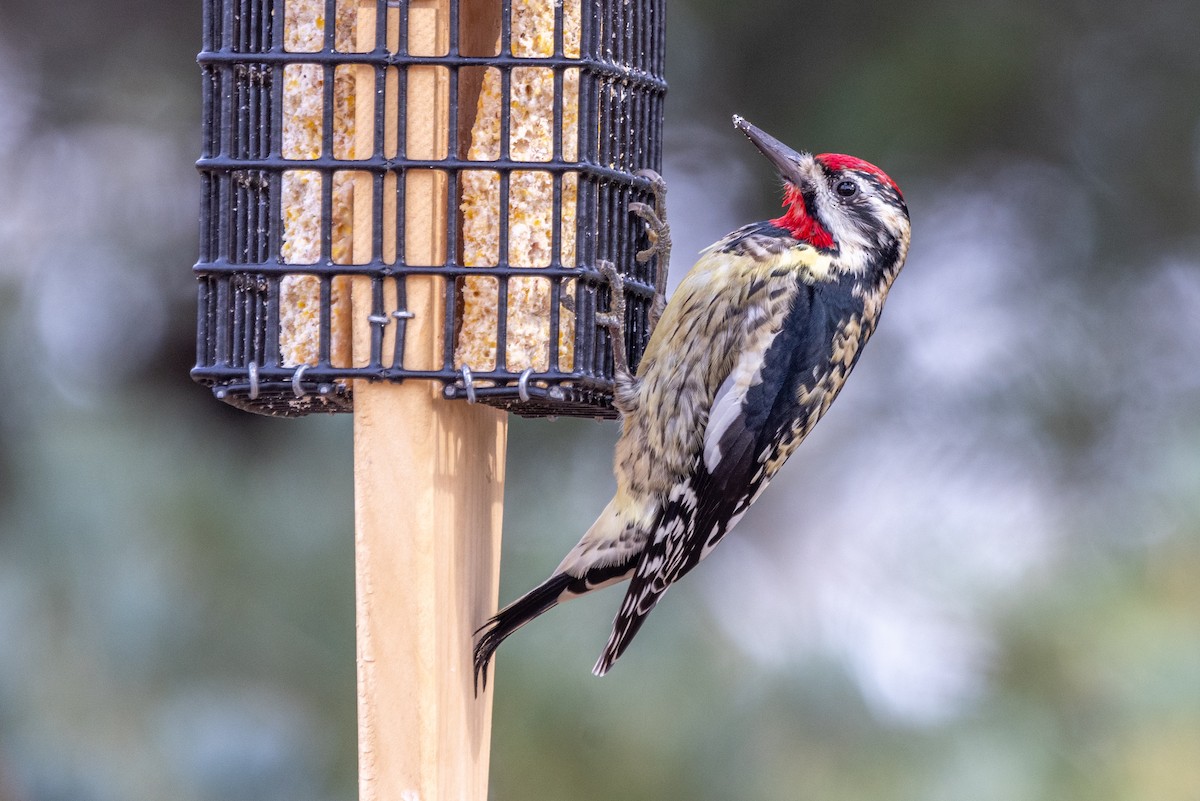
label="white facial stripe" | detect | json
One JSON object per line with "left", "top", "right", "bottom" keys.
{"left": 809, "top": 170, "right": 908, "bottom": 273}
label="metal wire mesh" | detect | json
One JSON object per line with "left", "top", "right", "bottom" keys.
{"left": 193, "top": 0, "right": 666, "bottom": 417}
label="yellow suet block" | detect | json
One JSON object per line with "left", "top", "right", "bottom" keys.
{"left": 278, "top": 0, "right": 356, "bottom": 369}
{"left": 456, "top": 0, "right": 581, "bottom": 376}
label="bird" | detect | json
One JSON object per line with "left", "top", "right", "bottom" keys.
{"left": 473, "top": 115, "right": 911, "bottom": 689}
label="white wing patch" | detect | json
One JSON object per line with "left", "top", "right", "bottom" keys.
{"left": 702, "top": 312, "right": 785, "bottom": 473}
{"left": 703, "top": 370, "right": 741, "bottom": 472}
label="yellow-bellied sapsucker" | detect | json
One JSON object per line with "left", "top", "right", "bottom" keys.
{"left": 474, "top": 116, "right": 911, "bottom": 687}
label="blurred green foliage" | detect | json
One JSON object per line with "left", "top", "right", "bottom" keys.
{"left": 0, "top": 1, "right": 1198, "bottom": 799}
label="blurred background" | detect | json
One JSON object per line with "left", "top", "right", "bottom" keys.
{"left": 2, "top": 0, "right": 1199, "bottom": 799}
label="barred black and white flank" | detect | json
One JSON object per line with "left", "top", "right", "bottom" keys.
{"left": 474, "top": 116, "right": 911, "bottom": 689}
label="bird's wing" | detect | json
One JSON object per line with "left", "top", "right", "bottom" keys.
{"left": 593, "top": 282, "right": 825, "bottom": 675}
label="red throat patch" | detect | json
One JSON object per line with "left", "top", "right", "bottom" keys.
{"left": 771, "top": 184, "right": 835, "bottom": 250}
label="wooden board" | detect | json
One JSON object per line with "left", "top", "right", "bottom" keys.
{"left": 350, "top": 2, "right": 507, "bottom": 799}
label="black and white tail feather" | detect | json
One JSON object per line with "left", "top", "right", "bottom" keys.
{"left": 594, "top": 428, "right": 771, "bottom": 675}
{"left": 472, "top": 573, "right": 572, "bottom": 692}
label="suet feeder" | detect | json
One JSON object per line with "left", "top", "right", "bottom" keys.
{"left": 191, "top": 1, "right": 665, "bottom": 799}
{"left": 194, "top": 0, "right": 667, "bottom": 419}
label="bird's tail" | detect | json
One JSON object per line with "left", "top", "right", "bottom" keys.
{"left": 473, "top": 572, "right": 573, "bottom": 693}
{"left": 592, "top": 566, "right": 669, "bottom": 676}
{"left": 474, "top": 498, "right": 647, "bottom": 690}
{"left": 592, "top": 482, "right": 704, "bottom": 676}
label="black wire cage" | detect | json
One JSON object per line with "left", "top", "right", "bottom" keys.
{"left": 193, "top": 0, "right": 666, "bottom": 418}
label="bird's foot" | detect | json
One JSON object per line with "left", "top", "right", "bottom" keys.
{"left": 595, "top": 260, "right": 630, "bottom": 380}
{"left": 629, "top": 169, "right": 671, "bottom": 332}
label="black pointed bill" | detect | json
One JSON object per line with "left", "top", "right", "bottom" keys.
{"left": 732, "top": 115, "right": 814, "bottom": 188}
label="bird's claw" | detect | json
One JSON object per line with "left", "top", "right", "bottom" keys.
{"left": 631, "top": 169, "right": 671, "bottom": 332}
{"left": 595, "top": 260, "right": 630, "bottom": 379}
{"left": 635, "top": 168, "right": 669, "bottom": 194}
{"left": 629, "top": 202, "right": 664, "bottom": 264}
{"left": 598, "top": 172, "right": 670, "bottom": 384}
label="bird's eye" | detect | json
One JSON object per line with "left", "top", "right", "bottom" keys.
{"left": 835, "top": 179, "right": 859, "bottom": 198}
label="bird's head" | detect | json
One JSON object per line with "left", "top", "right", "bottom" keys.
{"left": 733, "top": 115, "right": 910, "bottom": 279}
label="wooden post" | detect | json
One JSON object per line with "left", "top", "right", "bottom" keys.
{"left": 351, "top": 2, "right": 506, "bottom": 799}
